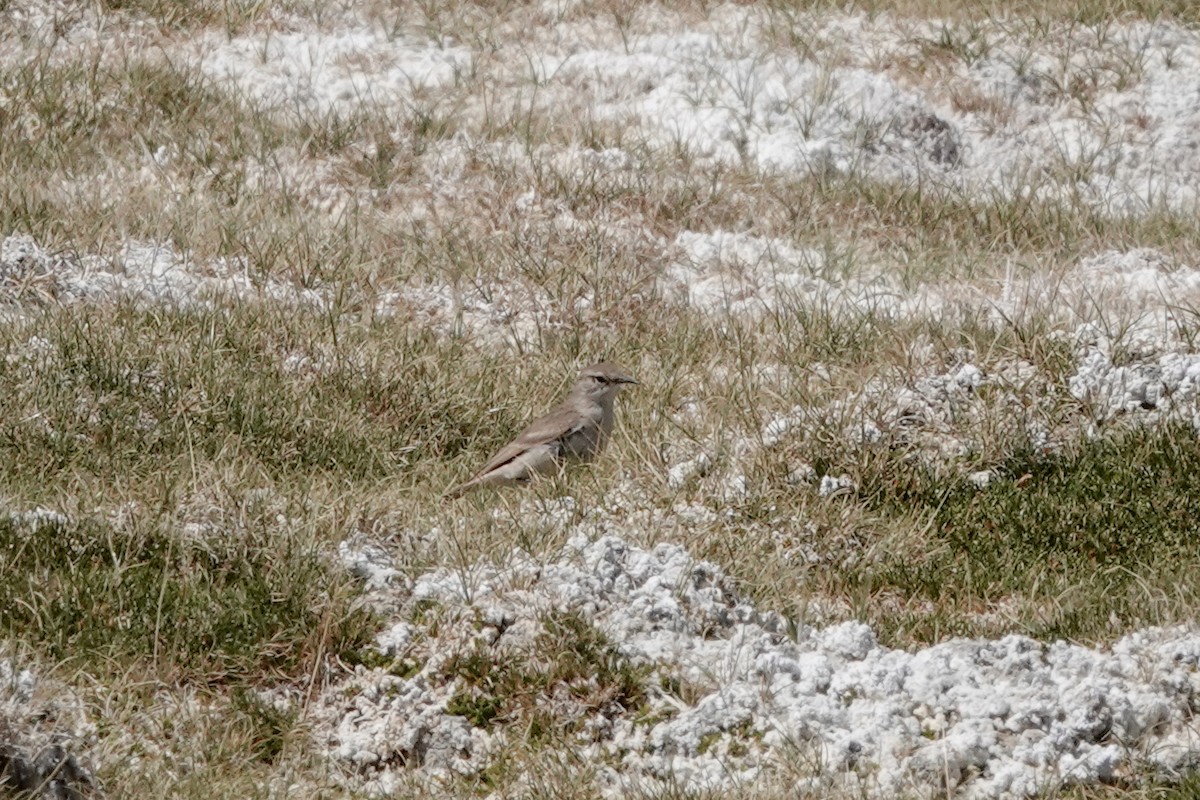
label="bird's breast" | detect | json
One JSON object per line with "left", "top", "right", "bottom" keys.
{"left": 561, "top": 425, "right": 603, "bottom": 461}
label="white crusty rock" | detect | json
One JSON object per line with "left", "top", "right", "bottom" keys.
{"left": 1069, "top": 343, "right": 1200, "bottom": 423}
{"left": 0, "top": 655, "right": 97, "bottom": 799}
{"left": 339, "top": 537, "right": 406, "bottom": 591}
{"left": 321, "top": 533, "right": 1200, "bottom": 797}
{"left": 0, "top": 234, "right": 325, "bottom": 311}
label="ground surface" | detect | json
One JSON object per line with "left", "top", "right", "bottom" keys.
{"left": 5, "top": 1, "right": 1200, "bottom": 797}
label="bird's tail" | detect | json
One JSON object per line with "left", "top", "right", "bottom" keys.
{"left": 442, "top": 479, "right": 475, "bottom": 502}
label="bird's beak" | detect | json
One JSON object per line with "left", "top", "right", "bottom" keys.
{"left": 621, "top": 377, "right": 639, "bottom": 385}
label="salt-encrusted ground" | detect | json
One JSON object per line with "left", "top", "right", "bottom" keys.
{"left": 6, "top": 0, "right": 1200, "bottom": 797}
{"left": 331, "top": 532, "right": 1200, "bottom": 798}
{"left": 9, "top": 230, "right": 1200, "bottom": 485}
{"left": 0, "top": 234, "right": 322, "bottom": 314}
{"left": 11, "top": 2, "right": 1200, "bottom": 343}
{"left": 177, "top": 4, "right": 1200, "bottom": 348}
{"left": 0, "top": 513, "right": 96, "bottom": 799}
{"left": 177, "top": 5, "right": 1200, "bottom": 212}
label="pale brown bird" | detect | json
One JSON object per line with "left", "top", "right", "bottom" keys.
{"left": 447, "top": 362, "right": 638, "bottom": 497}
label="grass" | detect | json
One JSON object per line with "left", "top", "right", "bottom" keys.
{"left": 4, "top": 0, "right": 1200, "bottom": 797}
{"left": 846, "top": 423, "right": 1200, "bottom": 643}
{"left": 443, "top": 609, "right": 649, "bottom": 736}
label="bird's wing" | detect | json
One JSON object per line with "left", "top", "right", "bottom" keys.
{"left": 467, "top": 403, "right": 585, "bottom": 480}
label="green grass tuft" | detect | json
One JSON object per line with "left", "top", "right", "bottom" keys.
{"left": 0, "top": 509, "right": 373, "bottom": 683}
{"left": 850, "top": 424, "right": 1200, "bottom": 642}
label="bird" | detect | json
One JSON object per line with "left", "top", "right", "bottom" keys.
{"left": 447, "top": 362, "right": 638, "bottom": 498}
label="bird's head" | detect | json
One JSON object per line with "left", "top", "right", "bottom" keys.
{"left": 574, "top": 362, "right": 638, "bottom": 401}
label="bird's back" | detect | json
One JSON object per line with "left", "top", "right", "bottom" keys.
{"left": 467, "top": 398, "right": 593, "bottom": 481}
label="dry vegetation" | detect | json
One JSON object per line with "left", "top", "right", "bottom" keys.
{"left": 4, "top": 0, "right": 1200, "bottom": 797}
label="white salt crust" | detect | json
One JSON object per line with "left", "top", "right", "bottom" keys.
{"left": 327, "top": 534, "right": 1200, "bottom": 797}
